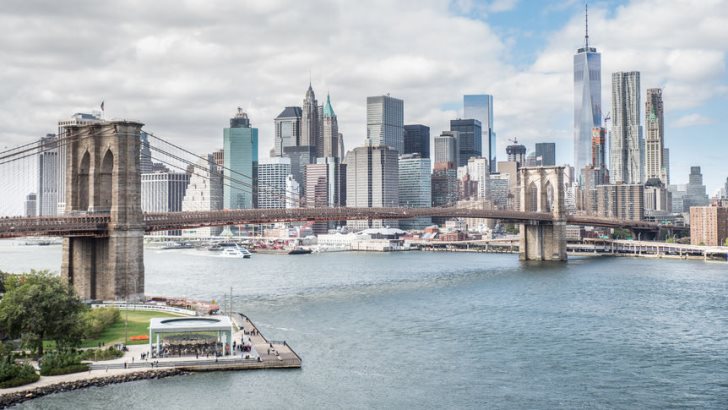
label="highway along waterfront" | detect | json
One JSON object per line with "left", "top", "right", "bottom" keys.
{"left": 1, "top": 242, "right": 727, "bottom": 409}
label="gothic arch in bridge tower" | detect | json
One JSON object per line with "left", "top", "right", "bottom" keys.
{"left": 96, "top": 149, "right": 114, "bottom": 212}
{"left": 518, "top": 166, "right": 567, "bottom": 261}
{"left": 77, "top": 151, "right": 90, "bottom": 211}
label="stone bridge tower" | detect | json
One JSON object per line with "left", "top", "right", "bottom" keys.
{"left": 60, "top": 120, "right": 145, "bottom": 301}
{"left": 519, "top": 166, "right": 567, "bottom": 261}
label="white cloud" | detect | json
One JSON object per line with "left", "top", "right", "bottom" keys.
{"left": 672, "top": 113, "right": 715, "bottom": 128}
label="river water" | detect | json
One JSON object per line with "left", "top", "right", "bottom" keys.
{"left": 1, "top": 241, "right": 727, "bottom": 409}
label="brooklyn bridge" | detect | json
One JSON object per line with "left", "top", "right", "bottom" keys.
{"left": 0, "top": 120, "right": 674, "bottom": 301}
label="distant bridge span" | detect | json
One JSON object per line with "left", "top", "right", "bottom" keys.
{"left": 0, "top": 207, "right": 664, "bottom": 239}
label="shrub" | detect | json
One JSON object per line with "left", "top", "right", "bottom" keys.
{"left": 0, "top": 359, "right": 39, "bottom": 388}
{"left": 79, "top": 347, "right": 124, "bottom": 361}
{"left": 84, "top": 307, "right": 121, "bottom": 339}
{"left": 40, "top": 364, "right": 89, "bottom": 376}
{"left": 40, "top": 351, "right": 88, "bottom": 376}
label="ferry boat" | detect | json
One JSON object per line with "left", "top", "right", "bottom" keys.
{"left": 288, "top": 246, "right": 312, "bottom": 255}
{"left": 216, "top": 243, "right": 252, "bottom": 258}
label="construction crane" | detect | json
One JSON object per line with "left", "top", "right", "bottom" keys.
{"left": 508, "top": 137, "right": 519, "bottom": 145}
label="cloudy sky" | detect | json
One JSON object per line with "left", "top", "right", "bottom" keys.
{"left": 1, "top": 0, "right": 727, "bottom": 193}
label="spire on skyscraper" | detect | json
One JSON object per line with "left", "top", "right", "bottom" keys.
{"left": 585, "top": 2, "right": 589, "bottom": 49}
{"left": 323, "top": 93, "right": 335, "bottom": 118}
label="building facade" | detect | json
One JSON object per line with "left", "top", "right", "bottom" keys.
{"left": 274, "top": 106, "right": 302, "bottom": 157}
{"left": 322, "top": 94, "right": 339, "bottom": 159}
{"left": 463, "top": 94, "right": 496, "bottom": 172}
{"left": 645, "top": 88, "right": 666, "bottom": 184}
{"left": 450, "top": 119, "right": 482, "bottom": 167}
{"left": 610, "top": 71, "right": 643, "bottom": 184}
{"left": 24, "top": 193, "right": 37, "bottom": 217}
{"left": 37, "top": 134, "right": 59, "bottom": 216}
{"left": 534, "top": 143, "right": 556, "bottom": 166}
{"left": 366, "top": 95, "right": 404, "bottom": 154}
{"left": 257, "top": 157, "right": 291, "bottom": 209}
{"left": 596, "top": 183, "right": 644, "bottom": 221}
{"left": 690, "top": 206, "right": 728, "bottom": 246}
{"left": 403, "top": 124, "right": 430, "bottom": 158}
{"left": 398, "top": 154, "right": 432, "bottom": 229}
{"left": 223, "top": 109, "right": 258, "bottom": 209}
{"left": 301, "top": 84, "right": 319, "bottom": 148}
{"left": 434, "top": 131, "right": 459, "bottom": 167}
{"left": 181, "top": 155, "right": 223, "bottom": 237}
{"left": 573, "top": 12, "right": 602, "bottom": 175}
{"left": 344, "top": 145, "right": 399, "bottom": 229}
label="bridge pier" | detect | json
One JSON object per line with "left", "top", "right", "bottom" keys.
{"left": 60, "top": 120, "right": 145, "bottom": 301}
{"left": 518, "top": 167, "right": 567, "bottom": 262}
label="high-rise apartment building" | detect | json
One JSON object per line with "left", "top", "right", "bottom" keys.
{"left": 596, "top": 183, "right": 644, "bottom": 221}
{"left": 274, "top": 106, "right": 301, "bottom": 157}
{"left": 37, "top": 134, "right": 59, "bottom": 216}
{"left": 690, "top": 205, "right": 728, "bottom": 246}
{"left": 431, "top": 162, "right": 458, "bottom": 212}
{"left": 403, "top": 124, "right": 430, "bottom": 158}
{"left": 322, "top": 94, "right": 339, "bottom": 159}
{"left": 257, "top": 157, "right": 291, "bottom": 209}
{"left": 182, "top": 155, "right": 223, "bottom": 237}
{"left": 534, "top": 143, "right": 556, "bottom": 166}
{"left": 223, "top": 109, "right": 258, "bottom": 209}
{"left": 645, "top": 88, "right": 666, "bottom": 184}
{"left": 610, "top": 71, "right": 643, "bottom": 184}
{"left": 434, "top": 132, "right": 459, "bottom": 167}
{"left": 573, "top": 6, "right": 602, "bottom": 175}
{"left": 344, "top": 145, "right": 399, "bottom": 229}
{"left": 466, "top": 157, "right": 490, "bottom": 200}
{"left": 366, "top": 95, "right": 404, "bottom": 154}
{"left": 398, "top": 154, "right": 432, "bottom": 229}
{"left": 450, "top": 119, "right": 482, "bottom": 167}
{"left": 301, "top": 84, "right": 319, "bottom": 148}
{"left": 57, "top": 112, "right": 103, "bottom": 214}
{"left": 24, "top": 193, "right": 37, "bottom": 217}
{"left": 463, "top": 94, "right": 496, "bottom": 172}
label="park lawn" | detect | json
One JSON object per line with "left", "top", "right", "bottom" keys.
{"left": 81, "top": 310, "right": 183, "bottom": 348}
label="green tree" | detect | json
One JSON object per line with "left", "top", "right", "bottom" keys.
{"left": 0, "top": 271, "right": 86, "bottom": 356}
{"left": 724, "top": 238, "right": 728, "bottom": 247}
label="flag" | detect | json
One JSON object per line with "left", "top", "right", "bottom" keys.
{"left": 100, "top": 100, "right": 105, "bottom": 112}
{"left": 536, "top": 156, "right": 543, "bottom": 161}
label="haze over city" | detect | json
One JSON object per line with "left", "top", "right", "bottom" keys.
{"left": 1, "top": 0, "right": 726, "bottom": 191}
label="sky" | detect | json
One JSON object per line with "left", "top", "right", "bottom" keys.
{"left": 0, "top": 0, "right": 726, "bottom": 193}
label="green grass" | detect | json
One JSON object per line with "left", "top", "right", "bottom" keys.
{"left": 81, "top": 310, "right": 183, "bottom": 348}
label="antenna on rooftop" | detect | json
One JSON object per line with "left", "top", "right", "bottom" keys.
{"left": 585, "top": 2, "right": 589, "bottom": 49}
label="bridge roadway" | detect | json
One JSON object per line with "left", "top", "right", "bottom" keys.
{"left": 0, "top": 207, "right": 662, "bottom": 239}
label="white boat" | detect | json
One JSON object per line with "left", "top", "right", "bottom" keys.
{"left": 218, "top": 245, "right": 252, "bottom": 259}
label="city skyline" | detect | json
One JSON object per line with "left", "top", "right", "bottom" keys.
{"left": 0, "top": 1, "right": 726, "bottom": 191}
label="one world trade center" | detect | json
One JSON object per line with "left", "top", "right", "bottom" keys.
{"left": 573, "top": 4, "right": 601, "bottom": 176}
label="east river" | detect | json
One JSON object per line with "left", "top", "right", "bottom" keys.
{"left": 1, "top": 241, "right": 727, "bottom": 409}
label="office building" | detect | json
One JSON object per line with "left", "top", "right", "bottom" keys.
{"left": 223, "top": 109, "right": 258, "bottom": 209}
{"left": 403, "top": 124, "right": 430, "bottom": 158}
{"left": 644, "top": 179, "right": 672, "bottom": 216}
{"left": 610, "top": 71, "right": 643, "bottom": 184}
{"left": 181, "top": 155, "right": 223, "bottom": 237}
{"left": 506, "top": 139, "right": 527, "bottom": 167}
{"left": 450, "top": 119, "right": 482, "bottom": 167}
{"left": 37, "top": 134, "right": 59, "bottom": 216}
{"left": 56, "top": 112, "right": 103, "bottom": 214}
{"left": 301, "top": 84, "right": 319, "bottom": 149}
{"left": 142, "top": 171, "right": 190, "bottom": 235}
{"left": 690, "top": 205, "right": 728, "bottom": 246}
{"left": 683, "top": 166, "right": 709, "bottom": 209}
{"left": 257, "top": 157, "right": 291, "bottom": 209}
{"left": 434, "top": 131, "right": 459, "bottom": 167}
{"left": 431, "top": 162, "right": 458, "bottom": 208}
{"left": 398, "top": 154, "right": 432, "bottom": 229}
{"left": 596, "top": 184, "right": 644, "bottom": 221}
{"left": 344, "top": 145, "right": 399, "bottom": 229}
{"left": 573, "top": 6, "right": 602, "bottom": 174}
{"left": 322, "top": 94, "right": 340, "bottom": 159}
{"left": 305, "top": 157, "right": 346, "bottom": 208}
{"left": 645, "top": 88, "right": 667, "bottom": 184}
{"left": 367, "top": 95, "right": 404, "bottom": 154}
{"left": 286, "top": 175, "right": 300, "bottom": 208}
{"left": 284, "top": 145, "right": 316, "bottom": 199}
{"left": 273, "top": 106, "right": 302, "bottom": 157}
{"left": 464, "top": 94, "right": 496, "bottom": 172}
{"left": 24, "top": 193, "right": 37, "bottom": 217}
{"left": 466, "top": 157, "right": 489, "bottom": 200}
{"left": 534, "top": 143, "right": 556, "bottom": 166}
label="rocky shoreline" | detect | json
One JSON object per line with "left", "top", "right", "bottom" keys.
{"left": 0, "top": 369, "right": 187, "bottom": 408}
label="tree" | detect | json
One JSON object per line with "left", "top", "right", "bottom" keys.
{"left": 724, "top": 238, "right": 728, "bottom": 247}
{"left": 0, "top": 271, "right": 86, "bottom": 356}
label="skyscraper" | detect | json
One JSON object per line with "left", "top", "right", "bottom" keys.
{"left": 24, "top": 193, "right": 37, "bottom": 217}
{"left": 398, "top": 154, "right": 432, "bottom": 229}
{"left": 645, "top": 88, "right": 666, "bottom": 184}
{"left": 534, "top": 143, "right": 556, "bottom": 166}
{"left": 142, "top": 171, "right": 190, "bottom": 235}
{"left": 274, "top": 106, "right": 301, "bottom": 157}
{"left": 322, "top": 94, "right": 339, "bottom": 159}
{"left": 37, "top": 134, "right": 59, "bottom": 216}
{"left": 301, "top": 84, "right": 319, "bottom": 149}
{"left": 506, "top": 139, "right": 527, "bottom": 167}
{"left": 257, "top": 157, "right": 291, "bottom": 209}
{"left": 573, "top": 5, "right": 602, "bottom": 175}
{"left": 403, "top": 124, "right": 430, "bottom": 158}
{"left": 610, "top": 71, "right": 643, "bottom": 184}
{"left": 344, "top": 145, "right": 399, "bottom": 229}
{"left": 367, "top": 95, "right": 404, "bottom": 154}
{"left": 305, "top": 157, "right": 347, "bottom": 209}
{"left": 450, "top": 119, "right": 482, "bottom": 167}
{"left": 223, "top": 109, "right": 258, "bottom": 209}
{"left": 434, "top": 131, "right": 459, "bottom": 167}
{"left": 463, "top": 94, "right": 496, "bottom": 172}
{"left": 182, "top": 155, "right": 223, "bottom": 237}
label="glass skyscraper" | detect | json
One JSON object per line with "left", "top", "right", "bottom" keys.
{"left": 223, "top": 109, "right": 258, "bottom": 209}
{"left": 463, "top": 94, "right": 496, "bottom": 172}
{"left": 450, "top": 119, "right": 482, "bottom": 167}
{"left": 367, "top": 95, "right": 404, "bottom": 154}
{"left": 573, "top": 6, "right": 602, "bottom": 176}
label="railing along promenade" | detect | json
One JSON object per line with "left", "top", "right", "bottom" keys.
{"left": 0, "top": 207, "right": 664, "bottom": 239}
